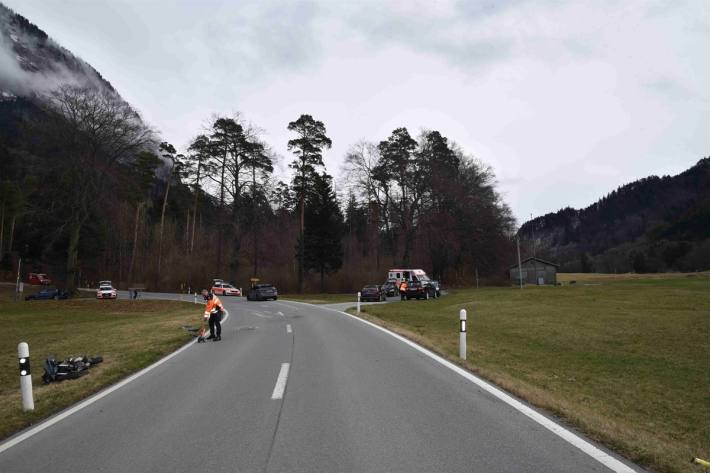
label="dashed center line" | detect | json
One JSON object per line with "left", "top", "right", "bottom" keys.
{"left": 271, "top": 363, "right": 290, "bottom": 400}
{"left": 286, "top": 324, "right": 292, "bottom": 333}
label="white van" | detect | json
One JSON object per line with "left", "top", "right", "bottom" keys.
{"left": 387, "top": 269, "right": 430, "bottom": 286}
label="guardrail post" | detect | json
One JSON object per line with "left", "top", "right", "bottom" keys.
{"left": 18, "top": 342, "right": 34, "bottom": 411}
{"left": 357, "top": 292, "right": 361, "bottom": 313}
{"left": 459, "top": 309, "right": 467, "bottom": 360}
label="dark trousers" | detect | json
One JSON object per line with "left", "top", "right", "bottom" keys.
{"left": 208, "top": 311, "right": 222, "bottom": 338}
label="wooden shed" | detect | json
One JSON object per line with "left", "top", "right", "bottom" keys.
{"left": 509, "top": 257, "right": 559, "bottom": 285}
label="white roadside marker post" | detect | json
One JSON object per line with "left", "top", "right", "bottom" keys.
{"left": 193, "top": 292, "right": 197, "bottom": 304}
{"left": 18, "top": 342, "right": 34, "bottom": 411}
{"left": 357, "top": 292, "right": 361, "bottom": 313}
{"left": 459, "top": 309, "right": 467, "bottom": 360}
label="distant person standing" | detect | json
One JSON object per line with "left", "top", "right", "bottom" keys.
{"left": 399, "top": 280, "right": 408, "bottom": 301}
{"left": 201, "top": 289, "right": 223, "bottom": 341}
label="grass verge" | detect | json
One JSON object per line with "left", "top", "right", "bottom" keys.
{"left": 349, "top": 276, "right": 710, "bottom": 473}
{"left": 0, "top": 289, "right": 200, "bottom": 440}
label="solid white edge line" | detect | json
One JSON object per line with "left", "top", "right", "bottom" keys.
{"left": 286, "top": 324, "right": 292, "bottom": 334}
{"left": 0, "top": 306, "right": 229, "bottom": 456}
{"left": 271, "top": 363, "right": 290, "bottom": 400}
{"left": 280, "top": 300, "right": 636, "bottom": 473}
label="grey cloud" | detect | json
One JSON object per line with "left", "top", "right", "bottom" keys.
{"left": 200, "top": 1, "right": 324, "bottom": 81}
{"left": 335, "top": 2, "right": 515, "bottom": 69}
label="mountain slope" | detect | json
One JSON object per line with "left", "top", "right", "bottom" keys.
{"left": 0, "top": 3, "right": 121, "bottom": 101}
{"left": 520, "top": 158, "right": 710, "bottom": 273}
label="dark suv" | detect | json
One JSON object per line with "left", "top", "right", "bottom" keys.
{"left": 246, "top": 284, "right": 278, "bottom": 301}
{"left": 404, "top": 280, "right": 437, "bottom": 300}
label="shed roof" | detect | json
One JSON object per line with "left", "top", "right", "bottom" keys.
{"left": 509, "top": 257, "right": 560, "bottom": 269}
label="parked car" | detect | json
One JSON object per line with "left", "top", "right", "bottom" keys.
{"left": 381, "top": 280, "right": 399, "bottom": 297}
{"left": 246, "top": 284, "right": 278, "bottom": 301}
{"left": 25, "top": 287, "right": 69, "bottom": 301}
{"left": 96, "top": 285, "right": 117, "bottom": 299}
{"left": 28, "top": 273, "right": 52, "bottom": 285}
{"left": 360, "top": 284, "right": 386, "bottom": 302}
{"left": 211, "top": 282, "right": 241, "bottom": 296}
{"left": 404, "top": 280, "right": 437, "bottom": 300}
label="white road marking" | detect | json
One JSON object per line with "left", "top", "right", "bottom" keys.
{"left": 277, "top": 311, "right": 284, "bottom": 318}
{"left": 271, "top": 363, "right": 290, "bottom": 400}
{"left": 0, "top": 308, "right": 229, "bottom": 455}
{"left": 286, "top": 324, "right": 292, "bottom": 334}
{"left": 253, "top": 312, "right": 272, "bottom": 318}
{"left": 279, "top": 300, "right": 637, "bottom": 473}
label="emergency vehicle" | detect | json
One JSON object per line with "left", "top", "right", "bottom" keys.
{"left": 387, "top": 269, "right": 430, "bottom": 286}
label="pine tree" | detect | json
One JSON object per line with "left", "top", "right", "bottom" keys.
{"left": 303, "top": 173, "right": 344, "bottom": 292}
{"left": 287, "top": 114, "right": 332, "bottom": 292}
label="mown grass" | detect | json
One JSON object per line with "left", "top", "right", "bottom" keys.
{"left": 0, "top": 288, "right": 200, "bottom": 440}
{"left": 351, "top": 276, "right": 710, "bottom": 473}
{"left": 281, "top": 293, "right": 359, "bottom": 304}
{"left": 558, "top": 271, "right": 710, "bottom": 283}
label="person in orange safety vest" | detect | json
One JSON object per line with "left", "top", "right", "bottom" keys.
{"left": 399, "top": 280, "right": 408, "bottom": 301}
{"left": 201, "top": 289, "right": 223, "bottom": 341}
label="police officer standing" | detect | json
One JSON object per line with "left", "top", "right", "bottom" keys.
{"left": 201, "top": 289, "right": 223, "bottom": 341}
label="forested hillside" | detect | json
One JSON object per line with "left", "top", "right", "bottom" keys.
{"left": 520, "top": 157, "right": 710, "bottom": 273}
{"left": 0, "top": 4, "right": 515, "bottom": 292}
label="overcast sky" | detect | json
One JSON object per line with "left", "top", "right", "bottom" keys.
{"left": 5, "top": 0, "right": 709, "bottom": 224}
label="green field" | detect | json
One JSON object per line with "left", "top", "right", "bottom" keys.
{"left": 352, "top": 276, "right": 710, "bottom": 473}
{"left": 0, "top": 288, "right": 200, "bottom": 440}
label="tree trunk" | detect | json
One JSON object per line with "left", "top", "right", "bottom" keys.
{"left": 157, "top": 172, "right": 172, "bottom": 283}
{"left": 298, "top": 193, "right": 305, "bottom": 293}
{"left": 190, "top": 165, "right": 201, "bottom": 254}
{"left": 217, "top": 151, "right": 227, "bottom": 272}
{"left": 0, "top": 202, "right": 4, "bottom": 258}
{"left": 8, "top": 214, "right": 15, "bottom": 254}
{"left": 253, "top": 229, "right": 258, "bottom": 277}
{"left": 128, "top": 202, "right": 142, "bottom": 284}
{"left": 252, "top": 167, "right": 258, "bottom": 277}
{"left": 320, "top": 265, "right": 325, "bottom": 293}
{"left": 185, "top": 208, "right": 190, "bottom": 253}
{"left": 190, "top": 202, "right": 198, "bottom": 253}
{"left": 65, "top": 217, "right": 82, "bottom": 294}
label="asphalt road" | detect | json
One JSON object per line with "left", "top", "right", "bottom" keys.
{"left": 0, "top": 293, "right": 641, "bottom": 472}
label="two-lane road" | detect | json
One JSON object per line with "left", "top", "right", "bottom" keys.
{"left": 0, "top": 295, "right": 641, "bottom": 472}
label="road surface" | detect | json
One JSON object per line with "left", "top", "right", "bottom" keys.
{"left": 0, "top": 294, "right": 641, "bottom": 472}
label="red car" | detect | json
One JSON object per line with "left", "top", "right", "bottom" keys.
{"left": 28, "top": 273, "right": 52, "bottom": 285}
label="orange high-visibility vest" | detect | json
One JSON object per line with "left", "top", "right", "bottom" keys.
{"left": 204, "top": 296, "right": 223, "bottom": 317}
